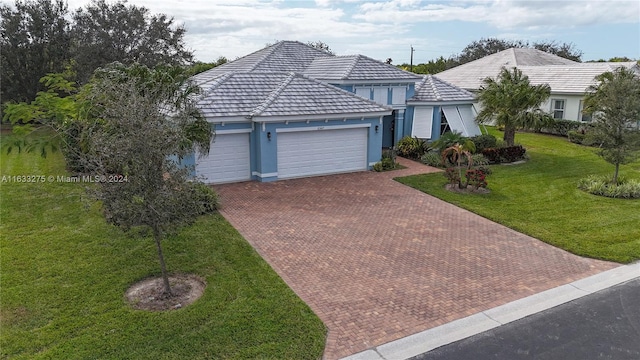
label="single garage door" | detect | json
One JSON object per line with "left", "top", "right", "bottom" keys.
{"left": 277, "top": 127, "right": 368, "bottom": 179}
{"left": 196, "top": 132, "right": 250, "bottom": 184}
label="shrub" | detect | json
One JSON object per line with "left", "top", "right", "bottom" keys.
{"left": 481, "top": 145, "right": 527, "bottom": 164}
{"left": 373, "top": 150, "right": 399, "bottom": 172}
{"left": 537, "top": 119, "right": 582, "bottom": 136}
{"left": 421, "top": 151, "right": 442, "bottom": 167}
{"left": 396, "top": 136, "right": 430, "bottom": 160}
{"left": 193, "top": 183, "right": 219, "bottom": 214}
{"left": 444, "top": 167, "right": 460, "bottom": 185}
{"left": 500, "top": 145, "right": 527, "bottom": 163}
{"left": 465, "top": 169, "right": 488, "bottom": 189}
{"left": 568, "top": 130, "right": 586, "bottom": 144}
{"left": 578, "top": 175, "right": 640, "bottom": 199}
{"left": 480, "top": 148, "right": 501, "bottom": 164}
{"left": 469, "top": 134, "right": 498, "bottom": 153}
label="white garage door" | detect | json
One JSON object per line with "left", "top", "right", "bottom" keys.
{"left": 277, "top": 127, "right": 368, "bottom": 179}
{"left": 196, "top": 132, "right": 250, "bottom": 184}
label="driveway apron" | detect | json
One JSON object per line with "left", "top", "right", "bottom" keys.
{"left": 215, "top": 157, "right": 618, "bottom": 359}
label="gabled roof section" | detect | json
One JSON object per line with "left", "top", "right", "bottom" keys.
{"left": 519, "top": 62, "right": 639, "bottom": 93}
{"left": 196, "top": 72, "right": 391, "bottom": 120}
{"left": 436, "top": 48, "right": 578, "bottom": 90}
{"left": 304, "top": 55, "right": 422, "bottom": 82}
{"left": 408, "top": 75, "right": 475, "bottom": 103}
{"left": 192, "top": 41, "right": 333, "bottom": 86}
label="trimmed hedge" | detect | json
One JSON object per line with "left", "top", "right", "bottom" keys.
{"left": 481, "top": 145, "right": 527, "bottom": 164}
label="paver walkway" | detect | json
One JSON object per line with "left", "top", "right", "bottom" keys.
{"left": 215, "top": 158, "right": 617, "bottom": 359}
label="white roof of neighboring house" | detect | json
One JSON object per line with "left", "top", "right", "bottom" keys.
{"left": 408, "top": 75, "right": 475, "bottom": 104}
{"left": 303, "top": 55, "right": 422, "bottom": 82}
{"left": 436, "top": 47, "right": 639, "bottom": 94}
{"left": 196, "top": 72, "right": 391, "bottom": 120}
{"left": 436, "top": 48, "right": 577, "bottom": 90}
{"left": 518, "top": 62, "right": 639, "bottom": 94}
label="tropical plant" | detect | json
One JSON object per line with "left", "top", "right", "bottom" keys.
{"left": 432, "top": 131, "right": 468, "bottom": 154}
{"left": 441, "top": 142, "right": 476, "bottom": 188}
{"left": 583, "top": 67, "right": 640, "bottom": 184}
{"left": 578, "top": 175, "right": 640, "bottom": 199}
{"left": 476, "top": 67, "right": 552, "bottom": 146}
{"left": 396, "top": 135, "right": 430, "bottom": 160}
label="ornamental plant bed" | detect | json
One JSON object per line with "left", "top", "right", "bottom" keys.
{"left": 445, "top": 183, "right": 490, "bottom": 194}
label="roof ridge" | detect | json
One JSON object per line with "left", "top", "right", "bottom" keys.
{"left": 201, "top": 72, "right": 236, "bottom": 105}
{"left": 249, "top": 41, "right": 283, "bottom": 71}
{"left": 428, "top": 75, "right": 443, "bottom": 101}
{"left": 433, "top": 75, "right": 476, "bottom": 97}
{"left": 249, "top": 72, "right": 296, "bottom": 117}
{"left": 341, "top": 54, "right": 361, "bottom": 79}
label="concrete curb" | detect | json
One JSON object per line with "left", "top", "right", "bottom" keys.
{"left": 341, "top": 262, "right": 640, "bottom": 360}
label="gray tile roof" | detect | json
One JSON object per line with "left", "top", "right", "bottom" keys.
{"left": 408, "top": 75, "right": 475, "bottom": 103}
{"left": 196, "top": 72, "right": 391, "bottom": 120}
{"left": 304, "top": 55, "right": 422, "bottom": 82}
{"left": 437, "top": 48, "right": 578, "bottom": 90}
{"left": 192, "top": 41, "right": 333, "bottom": 86}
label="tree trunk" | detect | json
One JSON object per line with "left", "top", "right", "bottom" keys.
{"left": 503, "top": 126, "right": 516, "bottom": 147}
{"left": 613, "top": 162, "right": 620, "bottom": 184}
{"left": 152, "top": 225, "right": 172, "bottom": 296}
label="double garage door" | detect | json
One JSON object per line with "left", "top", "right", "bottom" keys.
{"left": 277, "top": 127, "right": 368, "bottom": 179}
{"left": 196, "top": 127, "right": 369, "bottom": 183}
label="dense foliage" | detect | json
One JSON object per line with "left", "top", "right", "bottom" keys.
{"left": 1, "top": 0, "right": 194, "bottom": 104}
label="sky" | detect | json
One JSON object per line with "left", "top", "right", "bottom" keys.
{"left": 61, "top": 0, "right": 640, "bottom": 64}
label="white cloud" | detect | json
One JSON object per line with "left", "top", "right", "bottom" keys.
{"left": 354, "top": 0, "right": 640, "bottom": 29}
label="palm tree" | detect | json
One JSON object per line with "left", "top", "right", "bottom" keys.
{"left": 476, "top": 67, "right": 551, "bottom": 146}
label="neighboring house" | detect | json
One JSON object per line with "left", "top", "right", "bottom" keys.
{"left": 188, "top": 41, "right": 480, "bottom": 184}
{"left": 436, "top": 48, "right": 640, "bottom": 123}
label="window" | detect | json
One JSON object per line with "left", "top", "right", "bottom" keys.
{"left": 440, "top": 109, "right": 451, "bottom": 135}
{"left": 579, "top": 100, "right": 592, "bottom": 122}
{"left": 355, "top": 87, "right": 370, "bottom": 99}
{"left": 552, "top": 99, "right": 565, "bottom": 119}
{"left": 373, "top": 87, "right": 388, "bottom": 105}
{"left": 391, "top": 87, "right": 406, "bottom": 104}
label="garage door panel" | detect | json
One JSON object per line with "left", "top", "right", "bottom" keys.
{"left": 277, "top": 128, "right": 368, "bottom": 179}
{"left": 196, "top": 132, "right": 250, "bottom": 184}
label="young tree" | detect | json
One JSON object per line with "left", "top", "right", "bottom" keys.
{"left": 476, "top": 67, "right": 552, "bottom": 146}
{"left": 72, "top": 0, "right": 193, "bottom": 83}
{"left": 584, "top": 67, "right": 640, "bottom": 183}
{"left": 79, "top": 64, "right": 212, "bottom": 296}
{"left": 0, "top": 0, "right": 72, "bottom": 103}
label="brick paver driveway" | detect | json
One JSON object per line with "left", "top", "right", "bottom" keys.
{"left": 215, "top": 158, "right": 617, "bottom": 359}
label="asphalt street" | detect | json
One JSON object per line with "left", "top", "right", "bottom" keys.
{"left": 411, "top": 278, "right": 640, "bottom": 360}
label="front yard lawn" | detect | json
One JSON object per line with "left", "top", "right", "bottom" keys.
{"left": 397, "top": 128, "right": 640, "bottom": 264}
{"left": 0, "top": 145, "right": 326, "bottom": 359}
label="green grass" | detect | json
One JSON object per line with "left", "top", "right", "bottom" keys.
{"left": 396, "top": 128, "right": 640, "bottom": 264}
{"left": 0, "top": 144, "right": 326, "bottom": 359}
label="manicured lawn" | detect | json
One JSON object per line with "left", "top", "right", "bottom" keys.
{"left": 397, "top": 128, "right": 640, "bottom": 264}
{"left": 0, "top": 145, "right": 326, "bottom": 359}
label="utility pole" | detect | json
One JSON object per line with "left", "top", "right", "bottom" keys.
{"left": 410, "top": 45, "right": 415, "bottom": 72}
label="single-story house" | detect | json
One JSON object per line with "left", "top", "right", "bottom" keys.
{"left": 188, "top": 41, "right": 480, "bottom": 184}
{"left": 436, "top": 48, "right": 640, "bottom": 122}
